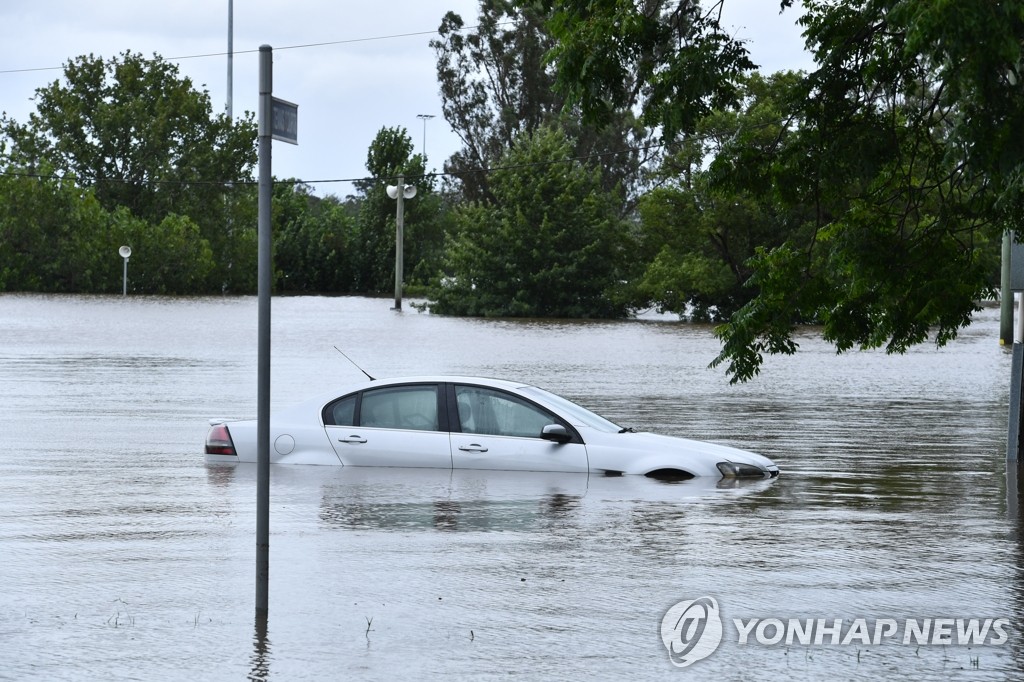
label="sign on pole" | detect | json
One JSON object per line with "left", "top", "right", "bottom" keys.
{"left": 271, "top": 97, "right": 298, "bottom": 145}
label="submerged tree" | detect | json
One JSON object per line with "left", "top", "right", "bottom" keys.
{"left": 1, "top": 51, "right": 257, "bottom": 292}
{"left": 0, "top": 166, "right": 216, "bottom": 295}
{"left": 428, "top": 126, "right": 633, "bottom": 318}
{"left": 273, "top": 182, "right": 359, "bottom": 293}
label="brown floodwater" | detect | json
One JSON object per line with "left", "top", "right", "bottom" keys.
{"left": 0, "top": 293, "right": 1019, "bottom": 680}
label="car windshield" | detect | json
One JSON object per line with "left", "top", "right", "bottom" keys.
{"left": 518, "top": 386, "right": 622, "bottom": 433}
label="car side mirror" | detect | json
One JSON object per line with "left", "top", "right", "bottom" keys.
{"left": 541, "top": 424, "right": 572, "bottom": 444}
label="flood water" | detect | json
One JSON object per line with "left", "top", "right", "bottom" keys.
{"left": 0, "top": 293, "right": 1021, "bottom": 680}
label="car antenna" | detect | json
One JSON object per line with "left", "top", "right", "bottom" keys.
{"left": 333, "top": 346, "right": 375, "bottom": 381}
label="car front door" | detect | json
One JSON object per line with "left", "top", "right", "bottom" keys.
{"left": 325, "top": 383, "right": 453, "bottom": 468}
{"left": 449, "top": 384, "right": 589, "bottom": 473}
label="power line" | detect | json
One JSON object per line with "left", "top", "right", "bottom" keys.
{"left": 0, "top": 24, "right": 506, "bottom": 75}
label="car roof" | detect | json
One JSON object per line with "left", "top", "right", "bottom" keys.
{"left": 301, "top": 375, "right": 535, "bottom": 406}
{"left": 343, "top": 375, "right": 533, "bottom": 392}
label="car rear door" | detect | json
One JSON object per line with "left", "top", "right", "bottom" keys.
{"left": 449, "top": 383, "right": 589, "bottom": 473}
{"left": 325, "top": 383, "right": 453, "bottom": 468}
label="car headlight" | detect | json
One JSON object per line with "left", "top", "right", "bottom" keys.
{"left": 716, "top": 461, "right": 766, "bottom": 478}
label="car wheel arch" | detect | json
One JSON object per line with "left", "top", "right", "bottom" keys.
{"left": 644, "top": 468, "right": 697, "bottom": 482}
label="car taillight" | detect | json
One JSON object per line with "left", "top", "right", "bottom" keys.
{"left": 205, "top": 423, "right": 236, "bottom": 455}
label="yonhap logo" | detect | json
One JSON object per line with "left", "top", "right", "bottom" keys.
{"left": 661, "top": 596, "right": 1011, "bottom": 668}
{"left": 660, "top": 596, "right": 723, "bottom": 667}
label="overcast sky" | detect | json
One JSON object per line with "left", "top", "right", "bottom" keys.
{"left": 0, "top": 1, "right": 813, "bottom": 197}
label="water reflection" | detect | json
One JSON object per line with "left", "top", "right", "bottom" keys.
{"left": 319, "top": 496, "right": 584, "bottom": 532}
{"left": 208, "top": 463, "right": 780, "bottom": 534}
{"left": 249, "top": 614, "right": 271, "bottom": 682}
{"left": 207, "top": 465, "right": 779, "bottom": 533}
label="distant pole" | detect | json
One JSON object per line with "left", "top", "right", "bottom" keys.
{"left": 394, "top": 174, "right": 406, "bottom": 311}
{"left": 416, "top": 114, "right": 434, "bottom": 157}
{"left": 226, "top": 0, "right": 234, "bottom": 119}
{"left": 386, "top": 177, "right": 416, "bottom": 311}
{"left": 118, "top": 245, "right": 132, "bottom": 296}
{"left": 1002, "top": 231, "right": 1014, "bottom": 345}
{"left": 256, "top": 44, "right": 272, "bottom": 617}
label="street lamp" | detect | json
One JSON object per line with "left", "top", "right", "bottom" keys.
{"left": 386, "top": 176, "right": 417, "bottom": 311}
{"left": 118, "top": 245, "right": 132, "bottom": 295}
{"left": 416, "top": 114, "right": 435, "bottom": 158}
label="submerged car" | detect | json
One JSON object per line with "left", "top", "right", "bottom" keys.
{"left": 205, "top": 376, "right": 779, "bottom": 480}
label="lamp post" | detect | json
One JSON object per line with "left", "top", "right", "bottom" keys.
{"left": 386, "top": 175, "right": 417, "bottom": 311}
{"left": 416, "top": 114, "right": 435, "bottom": 158}
{"left": 118, "top": 245, "right": 132, "bottom": 295}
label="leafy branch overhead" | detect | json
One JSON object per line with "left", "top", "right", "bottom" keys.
{"left": 536, "top": 0, "right": 1016, "bottom": 381}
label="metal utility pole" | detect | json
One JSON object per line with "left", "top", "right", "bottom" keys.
{"left": 416, "top": 114, "right": 435, "bottom": 157}
{"left": 256, "top": 44, "right": 272, "bottom": 617}
{"left": 394, "top": 175, "right": 406, "bottom": 311}
{"left": 387, "top": 177, "right": 417, "bottom": 311}
{"left": 253, "top": 45, "right": 298, "bottom": 618}
{"left": 1007, "top": 235, "right": 1024, "bottom": 462}
{"left": 227, "top": 0, "right": 234, "bottom": 119}
{"left": 1002, "top": 232, "right": 1014, "bottom": 345}
{"left": 118, "top": 245, "right": 131, "bottom": 295}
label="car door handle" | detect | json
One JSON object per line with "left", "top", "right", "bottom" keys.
{"left": 338, "top": 435, "right": 367, "bottom": 444}
{"left": 458, "top": 444, "right": 488, "bottom": 453}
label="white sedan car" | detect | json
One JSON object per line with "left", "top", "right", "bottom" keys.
{"left": 205, "top": 376, "right": 779, "bottom": 480}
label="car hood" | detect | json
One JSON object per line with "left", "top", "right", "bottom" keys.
{"left": 582, "top": 429, "right": 778, "bottom": 477}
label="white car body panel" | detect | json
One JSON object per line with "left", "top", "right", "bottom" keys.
{"left": 226, "top": 420, "right": 341, "bottom": 465}
{"left": 581, "top": 430, "right": 777, "bottom": 476}
{"left": 327, "top": 425, "right": 452, "bottom": 468}
{"left": 450, "top": 432, "right": 589, "bottom": 473}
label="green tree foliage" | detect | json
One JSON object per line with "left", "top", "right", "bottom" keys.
{"left": 109, "top": 210, "right": 216, "bottom": 294}
{"left": 708, "top": 0, "right": 1009, "bottom": 381}
{"left": 534, "top": 0, "right": 1012, "bottom": 380}
{"left": 0, "top": 168, "right": 215, "bottom": 294}
{"left": 427, "top": 126, "right": 632, "bottom": 317}
{"left": 432, "top": 1, "right": 650, "bottom": 206}
{"left": 273, "top": 182, "right": 358, "bottom": 293}
{"left": 537, "top": 0, "right": 755, "bottom": 138}
{"left": 630, "top": 72, "right": 809, "bottom": 321}
{"left": 1, "top": 51, "right": 257, "bottom": 292}
{"left": 0, "top": 169, "right": 111, "bottom": 292}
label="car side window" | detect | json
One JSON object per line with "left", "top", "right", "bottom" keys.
{"left": 455, "top": 385, "right": 556, "bottom": 438}
{"left": 323, "top": 394, "right": 357, "bottom": 426}
{"left": 360, "top": 385, "right": 439, "bottom": 431}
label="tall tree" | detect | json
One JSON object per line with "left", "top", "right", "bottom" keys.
{"left": 353, "top": 127, "right": 443, "bottom": 293}
{"left": 536, "top": 0, "right": 755, "bottom": 138}
{"left": 428, "top": 126, "right": 632, "bottom": 318}
{"left": 432, "top": 1, "right": 650, "bottom": 205}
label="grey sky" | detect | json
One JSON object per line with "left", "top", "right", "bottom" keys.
{"left": 0, "top": 1, "right": 812, "bottom": 197}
